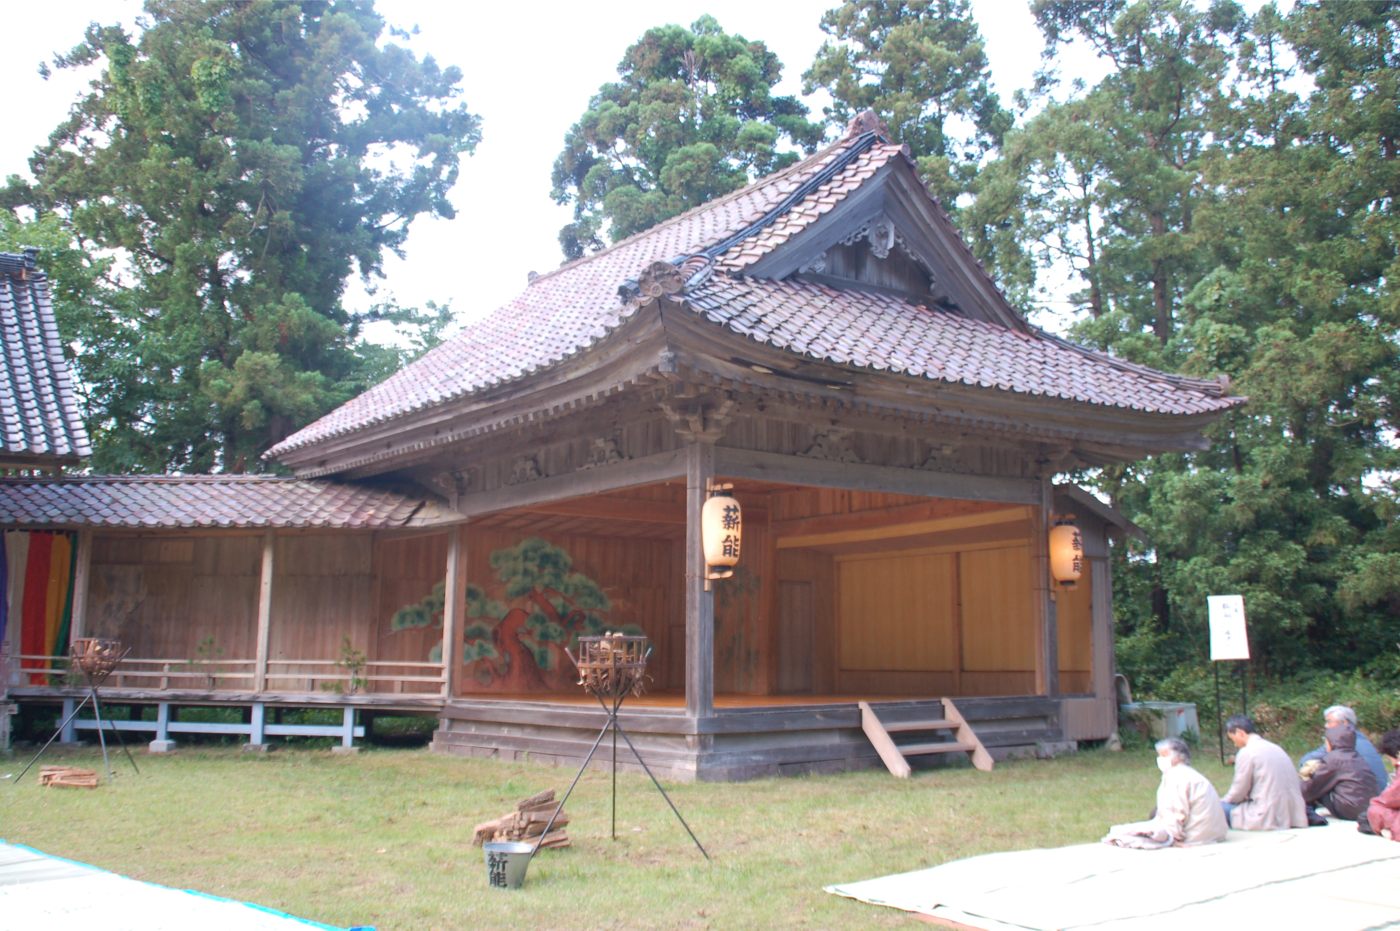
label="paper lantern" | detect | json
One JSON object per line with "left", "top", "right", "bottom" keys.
{"left": 701, "top": 483, "right": 742, "bottom": 582}
{"left": 1049, "top": 515, "right": 1083, "bottom": 589}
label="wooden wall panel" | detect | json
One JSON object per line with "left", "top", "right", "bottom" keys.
{"left": 959, "top": 671, "right": 1037, "bottom": 695}
{"left": 838, "top": 670, "right": 958, "bottom": 694}
{"left": 1057, "top": 560, "right": 1094, "bottom": 693}
{"left": 375, "top": 532, "right": 450, "bottom": 664}
{"left": 87, "top": 533, "right": 259, "bottom": 660}
{"left": 836, "top": 552, "right": 956, "bottom": 671}
{"left": 714, "top": 517, "right": 768, "bottom": 694}
{"left": 776, "top": 580, "right": 814, "bottom": 693}
{"left": 1062, "top": 695, "right": 1116, "bottom": 740}
{"left": 192, "top": 535, "right": 262, "bottom": 576}
{"left": 959, "top": 545, "right": 1036, "bottom": 672}
{"left": 769, "top": 488, "right": 929, "bottom": 522}
{"left": 775, "top": 549, "right": 836, "bottom": 692}
{"left": 269, "top": 535, "right": 373, "bottom": 663}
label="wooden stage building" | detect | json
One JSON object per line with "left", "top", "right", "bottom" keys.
{"left": 2, "top": 115, "right": 1242, "bottom": 778}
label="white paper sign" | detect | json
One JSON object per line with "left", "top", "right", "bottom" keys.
{"left": 1208, "top": 594, "right": 1250, "bottom": 661}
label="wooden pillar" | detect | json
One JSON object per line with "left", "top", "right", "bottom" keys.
{"left": 684, "top": 441, "right": 715, "bottom": 720}
{"left": 1038, "top": 481, "right": 1060, "bottom": 697}
{"left": 441, "top": 521, "right": 467, "bottom": 698}
{"left": 254, "top": 532, "right": 274, "bottom": 693}
{"left": 1088, "top": 525, "right": 1114, "bottom": 702}
{"left": 69, "top": 529, "right": 93, "bottom": 641}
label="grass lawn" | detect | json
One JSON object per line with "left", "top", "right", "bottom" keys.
{"left": 0, "top": 743, "right": 1238, "bottom": 929}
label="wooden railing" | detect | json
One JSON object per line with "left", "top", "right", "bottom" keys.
{"left": 8, "top": 653, "right": 447, "bottom": 697}
{"left": 265, "top": 659, "right": 447, "bottom": 696}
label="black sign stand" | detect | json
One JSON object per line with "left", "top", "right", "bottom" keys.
{"left": 1214, "top": 660, "right": 1249, "bottom": 765}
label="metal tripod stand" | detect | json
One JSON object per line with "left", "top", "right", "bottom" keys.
{"left": 14, "top": 638, "right": 140, "bottom": 784}
{"left": 534, "top": 635, "right": 707, "bottom": 860}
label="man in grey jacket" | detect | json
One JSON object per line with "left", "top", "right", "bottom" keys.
{"left": 1298, "top": 704, "right": 1389, "bottom": 791}
{"left": 1221, "top": 715, "right": 1308, "bottom": 830}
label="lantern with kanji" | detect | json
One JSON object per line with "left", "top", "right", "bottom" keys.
{"left": 1049, "top": 514, "right": 1084, "bottom": 589}
{"left": 701, "top": 481, "right": 742, "bottom": 582}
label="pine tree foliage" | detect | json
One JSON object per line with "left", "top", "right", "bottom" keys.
{"left": 550, "top": 16, "right": 823, "bottom": 259}
{"left": 999, "top": 0, "right": 1399, "bottom": 683}
{"left": 6, "top": 0, "right": 480, "bottom": 472}
{"left": 803, "top": 0, "right": 1012, "bottom": 206}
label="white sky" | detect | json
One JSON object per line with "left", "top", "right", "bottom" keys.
{"left": 0, "top": 1, "right": 1067, "bottom": 332}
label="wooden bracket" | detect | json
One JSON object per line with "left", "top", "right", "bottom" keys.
{"left": 662, "top": 391, "right": 735, "bottom": 443}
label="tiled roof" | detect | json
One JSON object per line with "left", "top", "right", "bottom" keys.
{"left": 0, "top": 475, "right": 462, "bottom": 529}
{"left": 712, "top": 142, "right": 902, "bottom": 272}
{"left": 0, "top": 250, "right": 91, "bottom": 465}
{"left": 269, "top": 118, "right": 1240, "bottom": 462}
{"left": 269, "top": 132, "right": 885, "bottom": 457}
{"left": 685, "top": 277, "right": 1234, "bottom": 415}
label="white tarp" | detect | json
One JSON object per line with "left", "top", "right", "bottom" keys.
{"left": 0, "top": 841, "right": 343, "bottom": 931}
{"left": 827, "top": 820, "right": 1400, "bottom": 930}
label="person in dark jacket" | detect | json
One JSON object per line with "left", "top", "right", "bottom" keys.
{"left": 1299, "top": 704, "right": 1389, "bottom": 791}
{"left": 1301, "top": 723, "right": 1379, "bottom": 821}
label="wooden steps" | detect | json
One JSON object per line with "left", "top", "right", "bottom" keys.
{"left": 860, "top": 699, "right": 994, "bottom": 778}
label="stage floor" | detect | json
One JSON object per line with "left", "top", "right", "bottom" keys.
{"left": 453, "top": 692, "right": 947, "bottom": 708}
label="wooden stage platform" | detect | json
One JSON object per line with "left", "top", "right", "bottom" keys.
{"left": 455, "top": 691, "right": 941, "bottom": 708}
{"left": 436, "top": 692, "right": 1070, "bottom": 782}
{"left": 7, "top": 686, "right": 1082, "bottom": 773}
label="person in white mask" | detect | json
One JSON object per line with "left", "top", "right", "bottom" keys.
{"left": 1104, "top": 737, "right": 1228, "bottom": 848}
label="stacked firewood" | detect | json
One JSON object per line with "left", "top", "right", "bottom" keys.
{"left": 39, "top": 766, "right": 99, "bottom": 788}
{"left": 571, "top": 632, "right": 649, "bottom": 698}
{"left": 472, "top": 789, "right": 570, "bottom": 849}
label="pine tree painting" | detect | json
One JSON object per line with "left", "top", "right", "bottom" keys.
{"left": 392, "top": 537, "right": 643, "bottom": 692}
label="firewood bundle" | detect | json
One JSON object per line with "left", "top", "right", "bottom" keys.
{"left": 69, "top": 638, "right": 123, "bottom": 678}
{"left": 472, "top": 789, "right": 570, "bottom": 849}
{"left": 39, "top": 766, "right": 99, "bottom": 788}
{"left": 569, "top": 632, "right": 649, "bottom": 698}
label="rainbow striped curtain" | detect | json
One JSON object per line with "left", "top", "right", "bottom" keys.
{"left": 2, "top": 531, "right": 77, "bottom": 685}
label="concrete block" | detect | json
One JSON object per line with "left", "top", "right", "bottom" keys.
{"left": 331, "top": 745, "right": 361, "bottom": 755}
{"left": 1120, "top": 702, "right": 1200, "bottom": 741}
{"left": 147, "top": 739, "right": 177, "bottom": 754}
{"left": 242, "top": 742, "right": 274, "bottom": 753}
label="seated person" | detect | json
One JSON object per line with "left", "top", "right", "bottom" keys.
{"left": 1221, "top": 715, "right": 1308, "bottom": 830}
{"left": 1301, "top": 723, "right": 1378, "bottom": 820}
{"left": 1104, "top": 737, "right": 1227, "bottom": 848}
{"left": 1366, "top": 728, "right": 1400, "bottom": 841}
{"left": 1299, "top": 704, "right": 1389, "bottom": 790}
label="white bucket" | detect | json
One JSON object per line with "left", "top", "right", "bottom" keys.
{"left": 483, "top": 841, "right": 533, "bottom": 889}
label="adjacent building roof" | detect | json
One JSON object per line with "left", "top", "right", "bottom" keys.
{"left": 0, "top": 475, "right": 463, "bottom": 530}
{"left": 268, "top": 114, "right": 1241, "bottom": 463}
{"left": 0, "top": 249, "right": 91, "bottom": 468}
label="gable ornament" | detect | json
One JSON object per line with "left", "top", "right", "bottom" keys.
{"left": 839, "top": 216, "right": 899, "bottom": 261}
{"left": 869, "top": 219, "right": 896, "bottom": 260}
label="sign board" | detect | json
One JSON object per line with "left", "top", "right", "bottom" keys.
{"left": 1207, "top": 595, "right": 1250, "bottom": 661}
